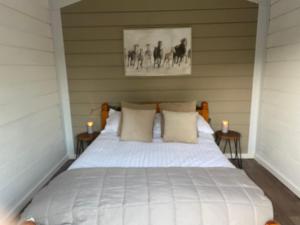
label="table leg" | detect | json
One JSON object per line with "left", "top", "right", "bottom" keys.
{"left": 228, "top": 140, "right": 233, "bottom": 159}
{"left": 238, "top": 139, "right": 243, "bottom": 168}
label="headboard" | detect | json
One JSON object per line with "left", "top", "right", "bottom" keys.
{"left": 101, "top": 101, "right": 209, "bottom": 130}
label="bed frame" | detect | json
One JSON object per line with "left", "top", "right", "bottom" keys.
{"left": 21, "top": 101, "right": 280, "bottom": 225}
{"left": 101, "top": 101, "right": 210, "bottom": 130}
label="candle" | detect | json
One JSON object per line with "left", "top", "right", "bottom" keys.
{"left": 87, "top": 121, "right": 94, "bottom": 134}
{"left": 222, "top": 120, "right": 229, "bottom": 133}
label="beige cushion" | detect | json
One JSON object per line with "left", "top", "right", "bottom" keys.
{"left": 122, "top": 102, "right": 157, "bottom": 110}
{"left": 163, "top": 110, "right": 198, "bottom": 144}
{"left": 160, "top": 101, "right": 196, "bottom": 136}
{"left": 119, "top": 102, "right": 157, "bottom": 135}
{"left": 120, "top": 108, "right": 156, "bottom": 142}
{"left": 159, "top": 101, "right": 196, "bottom": 112}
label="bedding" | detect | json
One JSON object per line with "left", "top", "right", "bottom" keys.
{"left": 21, "top": 102, "right": 274, "bottom": 225}
{"left": 22, "top": 167, "right": 273, "bottom": 225}
{"left": 69, "top": 132, "right": 234, "bottom": 169}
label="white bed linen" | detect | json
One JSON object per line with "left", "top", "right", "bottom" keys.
{"left": 70, "top": 132, "right": 233, "bottom": 169}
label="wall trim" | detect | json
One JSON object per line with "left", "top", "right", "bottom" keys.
{"left": 225, "top": 153, "right": 255, "bottom": 159}
{"left": 50, "top": 0, "right": 75, "bottom": 158}
{"left": 247, "top": 0, "right": 270, "bottom": 156}
{"left": 256, "top": 154, "right": 300, "bottom": 198}
{"left": 8, "top": 155, "right": 69, "bottom": 217}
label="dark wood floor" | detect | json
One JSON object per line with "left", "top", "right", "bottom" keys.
{"left": 56, "top": 159, "right": 300, "bottom": 225}
{"left": 242, "top": 160, "right": 300, "bottom": 225}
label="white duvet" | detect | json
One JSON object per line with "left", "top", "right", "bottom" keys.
{"left": 70, "top": 132, "right": 233, "bottom": 169}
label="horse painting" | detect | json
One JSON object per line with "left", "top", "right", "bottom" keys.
{"left": 124, "top": 28, "right": 191, "bottom": 76}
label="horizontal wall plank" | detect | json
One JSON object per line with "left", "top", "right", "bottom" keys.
{"left": 0, "top": 45, "right": 54, "bottom": 65}
{"left": 263, "top": 76, "right": 300, "bottom": 94}
{"left": 66, "top": 50, "right": 255, "bottom": 66}
{"left": 265, "top": 61, "right": 300, "bottom": 78}
{"left": 267, "top": 43, "right": 300, "bottom": 62}
{"left": 267, "top": 25, "right": 300, "bottom": 47}
{"left": 67, "top": 64, "right": 254, "bottom": 79}
{"left": 270, "top": 0, "right": 300, "bottom": 19}
{"left": 65, "top": 36, "right": 255, "bottom": 54}
{"left": 70, "top": 89, "right": 252, "bottom": 104}
{"left": 0, "top": 0, "right": 50, "bottom": 22}
{"left": 0, "top": 79, "right": 58, "bottom": 105}
{"left": 269, "top": 7, "right": 300, "bottom": 34}
{"left": 62, "top": 9, "right": 258, "bottom": 27}
{"left": 62, "top": 0, "right": 256, "bottom": 12}
{"left": 63, "top": 23, "right": 257, "bottom": 41}
{"left": 261, "top": 89, "right": 300, "bottom": 112}
{"left": 0, "top": 66, "right": 56, "bottom": 83}
{"left": 0, "top": 93, "right": 60, "bottom": 126}
{"left": 0, "top": 4, "right": 52, "bottom": 37}
{"left": 71, "top": 101, "right": 251, "bottom": 116}
{"left": 69, "top": 77, "right": 252, "bottom": 92}
{"left": 0, "top": 26, "right": 53, "bottom": 51}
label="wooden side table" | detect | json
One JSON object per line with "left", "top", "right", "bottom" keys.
{"left": 76, "top": 132, "right": 100, "bottom": 157}
{"left": 215, "top": 130, "right": 242, "bottom": 168}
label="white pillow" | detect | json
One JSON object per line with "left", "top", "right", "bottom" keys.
{"left": 197, "top": 115, "right": 214, "bottom": 134}
{"left": 102, "top": 109, "right": 121, "bottom": 134}
{"left": 153, "top": 113, "right": 161, "bottom": 139}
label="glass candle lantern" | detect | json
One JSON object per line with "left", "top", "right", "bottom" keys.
{"left": 222, "top": 120, "right": 229, "bottom": 133}
{"left": 87, "top": 121, "right": 94, "bottom": 134}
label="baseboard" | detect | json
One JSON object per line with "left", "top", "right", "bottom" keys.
{"left": 255, "top": 154, "right": 300, "bottom": 198}
{"left": 8, "top": 155, "right": 69, "bottom": 216}
{"left": 225, "top": 153, "right": 255, "bottom": 159}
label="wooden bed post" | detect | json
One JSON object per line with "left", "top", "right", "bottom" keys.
{"left": 101, "top": 102, "right": 109, "bottom": 130}
{"left": 200, "top": 101, "right": 209, "bottom": 122}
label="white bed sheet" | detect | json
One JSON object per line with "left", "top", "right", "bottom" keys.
{"left": 70, "top": 132, "right": 234, "bottom": 169}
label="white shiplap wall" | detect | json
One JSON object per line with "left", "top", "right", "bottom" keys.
{"left": 256, "top": 0, "right": 300, "bottom": 197}
{"left": 0, "top": 0, "right": 68, "bottom": 213}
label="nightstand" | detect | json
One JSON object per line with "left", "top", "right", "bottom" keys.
{"left": 215, "top": 130, "right": 242, "bottom": 168}
{"left": 76, "top": 132, "right": 100, "bottom": 157}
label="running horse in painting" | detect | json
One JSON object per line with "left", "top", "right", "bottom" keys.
{"left": 153, "top": 41, "right": 164, "bottom": 68}
{"left": 127, "top": 44, "right": 139, "bottom": 67}
{"left": 173, "top": 38, "right": 187, "bottom": 66}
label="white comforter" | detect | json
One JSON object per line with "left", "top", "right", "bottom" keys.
{"left": 70, "top": 132, "right": 234, "bottom": 169}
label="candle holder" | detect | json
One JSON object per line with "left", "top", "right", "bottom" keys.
{"left": 222, "top": 120, "right": 229, "bottom": 133}
{"left": 87, "top": 121, "right": 94, "bottom": 134}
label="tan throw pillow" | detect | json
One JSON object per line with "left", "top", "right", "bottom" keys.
{"left": 159, "top": 101, "right": 196, "bottom": 112}
{"left": 119, "top": 102, "right": 157, "bottom": 135}
{"left": 122, "top": 102, "right": 157, "bottom": 110}
{"left": 159, "top": 101, "right": 196, "bottom": 136}
{"left": 163, "top": 110, "right": 198, "bottom": 144}
{"left": 120, "top": 107, "right": 156, "bottom": 142}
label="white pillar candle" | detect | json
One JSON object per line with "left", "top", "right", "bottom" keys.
{"left": 87, "top": 121, "right": 94, "bottom": 134}
{"left": 222, "top": 120, "right": 229, "bottom": 133}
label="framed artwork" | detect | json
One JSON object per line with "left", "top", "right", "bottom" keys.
{"left": 123, "top": 27, "right": 192, "bottom": 76}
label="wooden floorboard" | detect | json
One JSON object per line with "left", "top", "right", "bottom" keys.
{"left": 54, "top": 159, "right": 300, "bottom": 225}
{"left": 242, "top": 160, "right": 300, "bottom": 225}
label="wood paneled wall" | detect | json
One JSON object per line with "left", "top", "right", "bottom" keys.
{"left": 256, "top": 0, "right": 300, "bottom": 197}
{"left": 61, "top": 0, "right": 258, "bottom": 153}
{"left": 0, "top": 0, "right": 67, "bottom": 211}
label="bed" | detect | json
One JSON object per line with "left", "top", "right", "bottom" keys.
{"left": 21, "top": 102, "right": 276, "bottom": 225}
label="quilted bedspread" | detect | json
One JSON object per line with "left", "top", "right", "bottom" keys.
{"left": 22, "top": 168, "right": 273, "bottom": 225}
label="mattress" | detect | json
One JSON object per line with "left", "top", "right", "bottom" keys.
{"left": 69, "top": 132, "right": 234, "bottom": 169}
{"left": 22, "top": 167, "right": 273, "bottom": 225}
